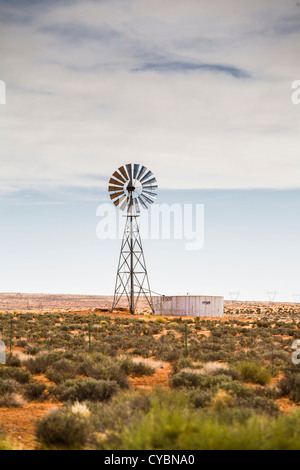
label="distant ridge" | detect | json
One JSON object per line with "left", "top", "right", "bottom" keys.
{"left": 0, "top": 293, "right": 297, "bottom": 311}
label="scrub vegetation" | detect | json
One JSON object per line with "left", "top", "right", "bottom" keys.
{"left": 0, "top": 303, "right": 300, "bottom": 449}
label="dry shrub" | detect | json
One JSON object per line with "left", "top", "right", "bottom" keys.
{"left": 210, "top": 390, "right": 234, "bottom": 411}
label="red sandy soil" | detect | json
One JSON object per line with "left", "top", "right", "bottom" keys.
{"left": 276, "top": 397, "right": 299, "bottom": 414}
{"left": 129, "top": 360, "right": 172, "bottom": 390}
{"left": 0, "top": 402, "right": 62, "bottom": 450}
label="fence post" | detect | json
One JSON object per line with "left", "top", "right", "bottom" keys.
{"left": 10, "top": 319, "right": 13, "bottom": 352}
{"left": 88, "top": 322, "right": 91, "bottom": 353}
{"left": 185, "top": 323, "right": 188, "bottom": 358}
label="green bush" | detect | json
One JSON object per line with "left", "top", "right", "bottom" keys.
{"left": 46, "top": 359, "right": 77, "bottom": 384}
{"left": 24, "top": 383, "right": 46, "bottom": 400}
{"left": 55, "top": 378, "right": 119, "bottom": 403}
{"left": 5, "top": 354, "right": 21, "bottom": 368}
{"left": 36, "top": 408, "right": 90, "bottom": 449}
{"left": 77, "top": 354, "right": 129, "bottom": 389}
{"left": 189, "top": 390, "right": 213, "bottom": 409}
{"left": 0, "top": 367, "right": 31, "bottom": 384}
{"left": 170, "top": 371, "right": 203, "bottom": 388}
{"left": 234, "top": 395, "right": 279, "bottom": 416}
{"left": 210, "top": 390, "right": 234, "bottom": 411}
{"left": 278, "top": 372, "right": 300, "bottom": 402}
{"left": 24, "top": 352, "right": 61, "bottom": 374}
{"left": 237, "top": 361, "right": 271, "bottom": 386}
{"left": 0, "top": 392, "right": 25, "bottom": 407}
{"left": 0, "top": 379, "right": 17, "bottom": 397}
{"left": 170, "top": 371, "right": 233, "bottom": 390}
{"left": 0, "top": 438, "right": 13, "bottom": 450}
{"left": 101, "top": 405, "right": 300, "bottom": 450}
{"left": 0, "top": 378, "right": 25, "bottom": 407}
{"left": 120, "top": 359, "right": 155, "bottom": 377}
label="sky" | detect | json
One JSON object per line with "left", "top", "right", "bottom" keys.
{"left": 0, "top": 0, "right": 299, "bottom": 301}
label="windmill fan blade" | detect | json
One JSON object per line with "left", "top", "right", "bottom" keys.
{"left": 120, "top": 197, "right": 129, "bottom": 211}
{"left": 137, "top": 196, "right": 148, "bottom": 209}
{"left": 136, "top": 165, "right": 147, "bottom": 180}
{"left": 140, "top": 193, "right": 154, "bottom": 205}
{"left": 112, "top": 194, "right": 127, "bottom": 207}
{"left": 133, "top": 164, "right": 139, "bottom": 180}
{"left": 134, "top": 198, "right": 140, "bottom": 213}
{"left": 109, "top": 177, "right": 124, "bottom": 187}
{"left": 110, "top": 190, "right": 125, "bottom": 200}
{"left": 118, "top": 165, "right": 129, "bottom": 181}
{"left": 126, "top": 164, "right": 132, "bottom": 181}
{"left": 142, "top": 185, "right": 158, "bottom": 190}
{"left": 143, "top": 190, "right": 157, "bottom": 198}
{"left": 113, "top": 170, "right": 126, "bottom": 183}
{"left": 109, "top": 185, "right": 124, "bottom": 192}
{"left": 140, "top": 170, "right": 153, "bottom": 183}
{"left": 142, "top": 177, "right": 156, "bottom": 186}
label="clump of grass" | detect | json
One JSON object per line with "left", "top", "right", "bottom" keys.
{"left": 0, "top": 377, "right": 24, "bottom": 407}
{"left": 237, "top": 361, "right": 271, "bottom": 386}
{"left": 36, "top": 407, "right": 91, "bottom": 449}
{"left": 189, "top": 390, "right": 213, "bottom": 409}
{"left": 155, "top": 317, "right": 166, "bottom": 324}
{"left": 120, "top": 359, "right": 155, "bottom": 377}
{"left": 24, "top": 383, "right": 47, "bottom": 400}
{"left": 0, "top": 393, "right": 26, "bottom": 408}
{"left": 45, "top": 359, "right": 77, "bottom": 384}
{"left": 0, "top": 435, "right": 14, "bottom": 450}
{"left": 5, "top": 354, "right": 21, "bottom": 368}
{"left": 170, "top": 370, "right": 235, "bottom": 390}
{"left": 100, "top": 404, "right": 300, "bottom": 450}
{"left": 24, "top": 352, "right": 60, "bottom": 374}
{"left": 170, "top": 371, "right": 204, "bottom": 388}
{"left": 278, "top": 371, "right": 300, "bottom": 402}
{"left": 0, "top": 367, "right": 31, "bottom": 384}
{"left": 210, "top": 390, "right": 234, "bottom": 411}
{"left": 77, "top": 354, "right": 129, "bottom": 389}
{"left": 0, "top": 379, "right": 17, "bottom": 397}
{"left": 55, "top": 378, "right": 119, "bottom": 403}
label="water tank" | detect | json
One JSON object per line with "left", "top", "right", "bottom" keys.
{"left": 152, "top": 295, "right": 224, "bottom": 317}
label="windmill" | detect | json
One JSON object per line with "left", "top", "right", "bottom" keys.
{"left": 267, "top": 291, "right": 277, "bottom": 302}
{"left": 229, "top": 290, "right": 240, "bottom": 301}
{"left": 293, "top": 294, "right": 300, "bottom": 303}
{"left": 108, "top": 164, "right": 157, "bottom": 314}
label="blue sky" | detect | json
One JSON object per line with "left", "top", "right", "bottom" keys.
{"left": 0, "top": 0, "right": 299, "bottom": 301}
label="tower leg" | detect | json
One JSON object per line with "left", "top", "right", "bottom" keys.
{"left": 111, "top": 214, "right": 154, "bottom": 314}
{"left": 130, "top": 215, "right": 134, "bottom": 314}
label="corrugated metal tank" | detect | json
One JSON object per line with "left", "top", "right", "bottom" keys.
{"left": 152, "top": 295, "right": 224, "bottom": 317}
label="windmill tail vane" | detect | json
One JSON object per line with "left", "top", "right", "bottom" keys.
{"left": 108, "top": 163, "right": 157, "bottom": 314}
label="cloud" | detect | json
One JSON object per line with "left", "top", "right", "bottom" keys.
{"left": 0, "top": 0, "right": 299, "bottom": 196}
{"left": 133, "top": 61, "right": 251, "bottom": 78}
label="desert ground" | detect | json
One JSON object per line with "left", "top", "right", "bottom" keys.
{"left": 1, "top": 294, "right": 300, "bottom": 450}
